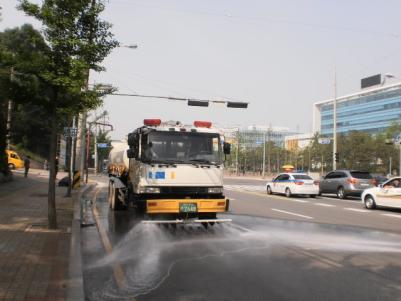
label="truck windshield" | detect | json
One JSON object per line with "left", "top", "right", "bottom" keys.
{"left": 142, "top": 131, "right": 222, "bottom": 165}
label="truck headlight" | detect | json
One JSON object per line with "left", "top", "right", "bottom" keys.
{"left": 208, "top": 187, "right": 223, "bottom": 194}
{"left": 140, "top": 187, "right": 160, "bottom": 194}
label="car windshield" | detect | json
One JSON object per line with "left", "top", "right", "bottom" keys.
{"left": 142, "top": 131, "right": 222, "bottom": 165}
{"left": 350, "top": 171, "right": 372, "bottom": 179}
{"left": 293, "top": 175, "right": 313, "bottom": 180}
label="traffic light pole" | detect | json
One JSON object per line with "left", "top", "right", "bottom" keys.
{"left": 398, "top": 144, "right": 401, "bottom": 176}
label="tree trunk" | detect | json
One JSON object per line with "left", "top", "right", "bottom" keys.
{"left": 47, "top": 102, "right": 58, "bottom": 229}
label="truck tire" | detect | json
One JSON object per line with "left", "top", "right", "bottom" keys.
{"left": 364, "top": 195, "right": 376, "bottom": 209}
{"left": 337, "top": 186, "right": 347, "bottom": 199}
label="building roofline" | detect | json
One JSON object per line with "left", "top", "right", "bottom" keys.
{"left": 314, "top": 81, "right": 401, "bottom": 107}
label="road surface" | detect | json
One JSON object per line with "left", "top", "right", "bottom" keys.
{"left": 81, "top": 176, "right": 401, "bottom": 301}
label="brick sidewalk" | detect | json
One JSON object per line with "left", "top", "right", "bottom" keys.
{"left": 0, "top": 171, "right": 75, "bottom": 301}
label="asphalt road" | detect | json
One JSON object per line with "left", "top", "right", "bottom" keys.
{"left": 224, "top": 177, "right": 401, "bottom": 234}
{"left": 81, "top": 176, "right": 401, "bottom": 301}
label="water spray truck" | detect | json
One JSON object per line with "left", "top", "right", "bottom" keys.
{"left": 107, "top": 119, "right": 232, "bottom": 225}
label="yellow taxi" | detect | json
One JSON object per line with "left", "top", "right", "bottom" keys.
{"left": 6, "top": 150, "right": 24, "bottom": 169}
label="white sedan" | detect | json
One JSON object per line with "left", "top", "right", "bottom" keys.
{"left": 361, "top": 177, "right": 401, "bottom": 210}
{"left": 266, "top": 173, "right": 319, "bottom": 197}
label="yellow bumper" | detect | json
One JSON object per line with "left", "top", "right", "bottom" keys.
{"left": 146, "top": 199, "right": 228, "bottom": 214}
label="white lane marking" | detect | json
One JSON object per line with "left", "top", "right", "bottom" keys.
{"left": 271, "top": 208, "right": 313, "bottom": 219}
{"left": 344, "top": 208, "right": 370, "bottom": 213}
{"left": 290, "top": 199, "right": 310, "bottom": 203}
{"left": 382, "top": 213, "right": 401, "bottom": 219}
{"left": 229, "top": 198, "right": 236, "bottom": 201}
{"left": 319, "top": 196, "right": 361, "bottom": 204}
{"left": 224, "top": 184, "right": 266, "bottom": 192}
{"left": 314, "top": 202, "right": 335, "bottom": 207}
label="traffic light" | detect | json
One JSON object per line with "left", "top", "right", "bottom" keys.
{"left": 335, "top": 152, "right": 339, "bottom": 163}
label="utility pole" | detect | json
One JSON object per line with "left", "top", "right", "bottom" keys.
{"left": 262, "top": 132, "right": 266, "bottom": 178}
{"left": 321, "top": 154, "right": 324, "bottom": 175}
{"left": 333, "top": 67, "right": 338, "bottom": 170}
{"left": 267, "top": 127, "right": 271, "bottom": 175}
{"left": 399, "top": 145, "right": 401, "bottom": 176}
{"left": 68, "top": 116, "right": 77, "bottom": 194}
{"left": 6, "top": 67, "right": 14, "bottom": 149}
{"left": 236, "top": 128, "right": 239, "bottom": 175}
{"left": 6, "top": 100, "right": 12, "bottom": 149}
{"left": 94, "top": 124, "right": 98, "bottom": 175}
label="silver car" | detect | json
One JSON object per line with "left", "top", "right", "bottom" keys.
{"left": 319, "top": 170, "right": 375, "bottom": 199}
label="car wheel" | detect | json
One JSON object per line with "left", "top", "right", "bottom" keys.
{"left": 364, "top": 195, "right": 376, "bottom": 209}
{"left": 285, "top": 188, "right": 292, "bottom": 198}
{"left": 337, "top": 187, "right": 346, "bottom": 199}
{"left": 267, "top": 186, "right": 272, "bottom": 195}
{"left": 8, "top": 163, "right": 15, "bottom": 170}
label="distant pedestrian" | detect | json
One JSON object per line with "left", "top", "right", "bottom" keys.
{"left": 43, "top": 159, "right": 48, "bottom": 170}
{"left": 55, "top": 156, "right": 59, "bottom": 179}
{"left": 24, "top": 156, "right": 31, "bottom": 178}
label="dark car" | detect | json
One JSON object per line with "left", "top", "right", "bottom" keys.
{"left": 371, "top": 175, "right": 388, "bottom": 186}
{"left": 319, "top": 170, "right": 375, "bottom": 199}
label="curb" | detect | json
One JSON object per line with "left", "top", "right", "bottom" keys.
{"left": 67, "top": 183, "right": 97, "bottom": 301}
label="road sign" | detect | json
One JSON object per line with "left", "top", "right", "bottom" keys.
{"left": 97, "top": 143, "right": 109, "bottom": 148}
{"left": 63, "top": 127, "right": 77, "bottom": 138}
{"left": 394, "top": 132, "right": 401, "bottom": 144}
{"left": 318, "top": 138, "right": 331, "bottom": 145}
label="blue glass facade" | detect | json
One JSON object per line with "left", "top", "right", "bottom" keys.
{"left": 320, "top": 87, "right": 401, "bottom": 136}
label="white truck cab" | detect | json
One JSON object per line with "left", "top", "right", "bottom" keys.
{"left": 108, "top": 119, "right": 231, "bottom": 223}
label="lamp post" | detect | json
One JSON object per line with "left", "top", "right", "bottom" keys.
{"left": 75, "top": 44, "right": 138, "bottom": 184}
{"left": 6, "top": 67, "right": 15, "bottom": 150}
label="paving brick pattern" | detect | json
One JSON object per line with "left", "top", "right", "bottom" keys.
{"left": 0, "top": 171, "right": 73, "bottom": 301}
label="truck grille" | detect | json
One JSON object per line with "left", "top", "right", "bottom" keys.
{"left": 160, "top": 186, "right": 209, "bottom": 195}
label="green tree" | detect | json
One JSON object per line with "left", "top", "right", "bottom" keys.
{"left": 18, "top": 0, "right": 118, "bottom": 228}
{"left": 0, "top": 24, "right": 51, "bottom": 176}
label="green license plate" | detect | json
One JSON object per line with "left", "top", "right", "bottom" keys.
{"left": 179, "top": 203, "right": 197, "bottom": 213}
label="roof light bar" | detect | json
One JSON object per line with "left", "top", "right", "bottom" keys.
{"left": 194, "top": 121, "right": 212, "bottom": 128}
{"left": 144, "top": 119, "right": 161, "bottom": 126}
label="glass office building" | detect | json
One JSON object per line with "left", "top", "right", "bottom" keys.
{"left": 313, "top": 83, "right": 401, "bottom": 136}
{"left": 220, "top": 125, "right": 296, "bottom": 148}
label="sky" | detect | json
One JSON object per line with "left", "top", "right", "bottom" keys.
{"left": 2, "top": 0, "right": 401, "bottom": 139}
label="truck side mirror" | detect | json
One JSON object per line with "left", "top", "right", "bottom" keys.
{"left": 127, "top": 149, "right": 135, "bottom": 159}
{"left": 127, "top": 148, "right": 138, "bottom": 159}
{"left": 223, "top": 142, "right": 231, "bottom": 155}
{"left": 128, "top": 132, "right": 139, "bottom": 148}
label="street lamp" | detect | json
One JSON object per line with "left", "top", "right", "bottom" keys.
{"left": 76, "top": 42, "right": 138, "bottom": 184}
{"left": 120, "top": 44, "right": 138, "bottom": 49}
{"left": 332, "top": 68, "right": 338, "bottom": 170}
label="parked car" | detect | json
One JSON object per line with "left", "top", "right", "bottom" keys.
{"left": 371, "top": 175, "right": 388, "bottom": 186}
{"left": 362, "top": 177, "right": 401, "bottom": 210}
{"left": 266, "top": 173, "right": 319, "bottom": 198}
{"left": 6, "top": 150, "right": 24, "bottom": 169}
{"left": 319, "top": 170, "right": 374, "bottom": 199}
